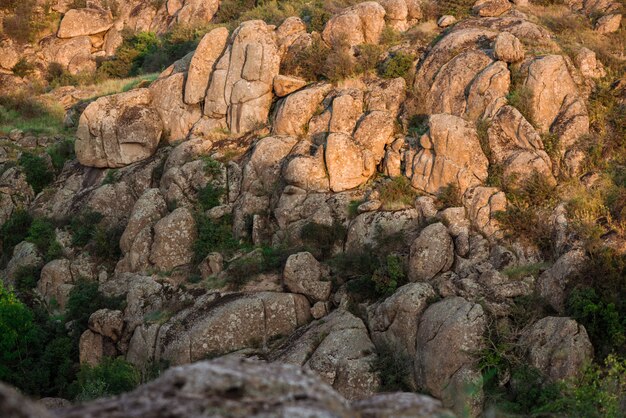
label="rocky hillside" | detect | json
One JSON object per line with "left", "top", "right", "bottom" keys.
{"left": 0, "top": 0, "right": 624, "bottom": 416}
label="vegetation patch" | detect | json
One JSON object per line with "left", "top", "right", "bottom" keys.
{"left": 72, "top": 357, "right": 140, "bottom": 402}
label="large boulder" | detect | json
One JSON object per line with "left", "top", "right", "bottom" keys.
{"left": 273, "top": 83, "right": 333, "bottom": 136}
{"left": 463, "top": 186, "right": 507, "bottom": 239}
{"left": 57, "top": 8, "right": 113, "bottom": 38}
{"left": 174, "top": 0, "right": 220, "bottom": 26}
{"left": 519, "top": 317, "right": 593, "bottom": 381}
{"left": 37, "top": 259, "right": 74, "bottom": 311}
{"left": 271, "top": 310, "right": 379, "bottom": 400}
{"left": 149, "top": 207, "right": 196, "bottom": 271}
{"left": 409, "top": 114, "right": 489, "bottom": 195}
{"left": 536, "top": 249, "right": 587, "bottom": 313}
{"left": 408, "top": 223, "right": 454, "bottom": 282}
{"left": 353, "top": 393, "right": 456, "bottom": 418}
{"left": 325, "top": 132, "right": 376, "bottom": 192}
{"left": 75, "top": 89, "right": 163, "bottom": 168}
{"left": 322, "top": 2, "right": 386, "bottom": 48}
{"left": 415, "top": 297, "right": 486, "bottom": 416}
{"left": 283, "top": 252, "right": 332, "bottom": 302}
{"left": 184, "top": 27, "right": 230, "bottom": 105}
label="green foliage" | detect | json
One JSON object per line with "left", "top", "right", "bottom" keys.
{"left": 193, "top": 213, "right": 239, "bottom": 262}
{"left": 340, "top": 251, "right": 406, "bottom": 300}
{"left": 45, "top": 62, "right": 78, "bottom": 87}
{"left": 502, "top": 262, "right": 550, "bottom": 281}
{"left": 436, "top": 183, "right": 463, "bottom": 208}
{"left": 541, "top": 132, "right": 561, "bottom": 161}
{"left": 92, "top": 224, "right": 123, "bottom": 261}
{"left": 284, "top": 36, "right": 330, "bottom": 81}
{"left": 0, "top": 282, "right": 75, "bottom": 397}
{"left": 47, "top": 139, "right": 75, "bottom": 171}
{"left": 371, "top": 341, "right": 413, "bottom": 392}
{"left": 379, "top": 52, "right": 414, "bottom": 80}
{"left": 13, "top": 265, "right": 41, "bottom": 300}
{"left": 378, "top": 177, "right": 417, "bottom": 210}
{"left": 69, "top": 210, "right": 104, "bottom": 247}
{"left": 300, "top": 221, "right": 347, "bottom": 259}
{"left": 26, "top": 217, "right": 62, "bottom": 261}
{"left": 12, "top": 58, "right": 35, "bottom": 77}
{"left": 355, "top": 44, "right": 384, "bottom": 74}
{"left": 197, "top": 184, "right": 225, "bottom": 211}
{"left": 506, "top": 85, "right": 534, "bottom": 125}
{"left": 408, "top": 114, "right": 429, "bottom": 137}
{"left": 66, "top": 280, "right": 124, "bottom": 341}
{"left": 18, "top": 152, "right": 54, "bottom": 194}
{"left": 98, "top": 32, "right": 160, "bottom": 78}
{"left": 0, "top": 93, "right": 66, "bottom": 136}
{"left": 380, "top": 25, "right": 402, "bottom": 46}
{"left": 0, "top": 209, "right": 32, "bottom": 261}
{"left": 73, "top": 357, "right": 140, "bottom": 401}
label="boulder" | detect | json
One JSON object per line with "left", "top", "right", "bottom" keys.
{"left": 57, "top": 9, "right": 113, "bottom": 38}
{"left": 37, "top": 259, "right": 73, "bottom": 311}
{"left": 353, "top": 393, "right": 456, "bottom": 418}
{"left": 271, "top": 310, "right": 379, "bottom": 400}
{"left": 88, "top": 309, "right": 124, "bottom": 342}
{"left": 472, "top": 0, "right": 511, "bottom": 17}
{"left": 78, "top": 329, "right": 116, "bottom": 366}
{"left": 157, "top": 292, "right": 311, "bottom": 364}
{"left": 273, "top": 83, "right": 333, "bottom": 136}
{"left": 326, "top": 132, "right": 376, "bottom": 192}
{"left": 273, "top": 75, "right": 308, "bottom": 97}
{"left": 519, "top": 317, "right": 593, "bottom": 381}
{"left": 4, "top": 242, "right": 43, "bottom": 284}
{"left": 575, "top": 47, "right": 606, "bottom": 78}
{"left": 0, "top": 40, "right": 19, "bottom": 71}
{"left": 75, "top": 89, "right": 163, "bottom": 168}
{"left": 0, "top": 382, "right": 54, "bottom": 418}
{"left": 536, "top": 249, "right": 587, "bottom": 313}
{"left": 595, "top": 13, "right": 621, "bottom": 34}
{"left": 150, "top": 72, "right": 202, "bottom": 141}
{"left": 415, "top": 297, "right": 486, "bottom": 416}
{"left": 322, "top": 2, "right": 387, "bottom": 48}
{"left": 438, "top": 15, "right": 457, "bottom": 27}
{"left": 464, "top": 61, "right": 510, "bottom": 120}
{"left": 184, "top": 27, "right": 230, "bottom": 105}
{"left": 41, "top": 36, "right": 93, "bottom": 72}
{"left": 463, "top": 186, "right": 507, "bottom": 239}
{"left": 410, "top": 114, "right": 488, "bottom": 195}
{"left": 493, "top": 32, "right": 524, "bottom": 63}
{"left": 283, "top": 252, "right": 332, "bottom": 302}
{"left": 409, "top": 223, "right": 454, "bottom": 282}
{"left": 149, "top": 207, "right": 196, "bottom": 271}
{"left": 345, "top": 209, "right": 421, "bottom": 253}
{"left": 174, "top": 0, "right": 220, "bottom": 26}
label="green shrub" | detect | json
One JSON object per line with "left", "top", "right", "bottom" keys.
{"left": 281, "top": 35, "right": 330, "bottom": 81}
{"left": 98, "top": 32, "right": 160, "bottom": 78}
{"left": 18, "top": 152, "right": 54, "bottom": 194}
{"left": 380, "top": 25, "right": 402, "bottom": 46}
{"left": 371, "top": 341, "right": 413, "bottom": 392}
{"left": 345, "top": 253, "right": 406, "bottom": 300}
{"left": 300, "top": 221, "right": 347, "bottom": 259}
{"left": 379, "top": 52, "right": 414, "bottom": 80}
{"left": 12, "top": 58, "right": 35, "bottom": 77}
{"left": 0, "top": 209, "right": 32, "bottom": 261}
{"left": 26, "top": 217, "right": 62, "bottom": 261}
{"left": 66, "top": 280, "right": 124, "bottom": 340}
{"left": 193, "top": 213, "right": 239, "bottom": 262}
{"left": 45, "top": 62, "right": 78, "bottom": 87}
{"left": 378, "top": 177, "right": 418, "bottom": 210}
{"left": 197, "top": 183, "right": 224, "bottom": 211}
{"left": 73, "top": 357, "right": 140, "bottom": 401}
{"left": 92, "top": 224, "right": 123, "bottom": 261}
{"left": 355, "top": 44, "right": 384, "bottom": 74}
{"left": 69, "top": 210, "right": 104, "bottom": 247}
{"left": 541, "top": 132, "right": 561, "bottom": 161}
{"left": 47, "top": 138, "right": 75, "bottom": 171}
{"left": 408, "top": 114, "right": 429, "bottom": 137}
{"left": 506, "top": 85, "right": 534, "bottom": 125}
{"left": 436, "top": 183, "right": 463, "bottom": 208}
{"left": 324, "top": 47, "right": 356, "bottom": 82}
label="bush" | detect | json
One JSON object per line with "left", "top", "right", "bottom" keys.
{"left": 73, "top": 357, "right": 140, "bottom": 401}
{"left": 66, "top": 280, "right": 124, "bottom": 341}
{"left": 92, "top": 224, "right": 123, "bottom": 261}
{"left": 46, "top": 62, "right": 78, "bottom": 87}
{"left": 355, "top": 44, "right": 384, "bottom": 74}
{"left": 345, "top": 253, "right": 406, "bottom": 299}
{"left": 2, "top": 1, "right": 35, "bottom": 43}
{"left": 371, "top": 341, "right": 413, "bottom": 392}
{"left": 98, "top": 32, "right": 160, "bottom": 78}
{"left": 197, "top": 183, "right": 224, "bottom": 211}
{"left": 281, "top": 35, "right": 330, "bottom": 81}
{"left": 300, "top": 221, "right": 347, "bottom": 259}
{"left": 193, "top": 213, "right": 239, "bottom": 262}
{"left": 379, "top": 52, "right": 414, "bottom": 80}
{"left": 69, "top": 210, "right": 104, "bottom": 247}
{"left": 47, "top": 138, "right": 75, "bottom": 171}
{"left": 0, "top": 209, "right": 32, "bottom": 261}
{"left": 26, "top": 217, "right": 62, "bottom": 261}
{"left": 19, "top": 152, "right": 54, "bottom": 194}
{"left": 12, "top": 58, "right": 35, "bottom": 77}
{"left": 436, "top": 183, "right": 463, "bottom": 208}
{"left": 506, "top": 85, "right": 534, "bottom": 125}
{"left": 378, "top": 177, "right": 418, "bottom": 210}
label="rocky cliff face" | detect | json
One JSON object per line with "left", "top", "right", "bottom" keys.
{"left": 1, "top": 0, "right": 624, "bottom": 416}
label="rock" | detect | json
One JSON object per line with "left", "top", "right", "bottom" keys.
{"left": 198, "top": 252, "right": 223, "bottom": 279}
{"left": 353, "top": 393, "right": 456, "bottom": 418}
{"left": 0, "top": 40, "right": 19, "bottom": 70}
{"left": 0, "top": 382, "right": 54, "bottom": 418}
{"left": 409, "top": 223, "right": 454, "bottom": 282}
{"left": 493, "top": 32, "right": 524, "bottom": 63}
{"left": 273, "top": 75, "right": 308, "bottom": 97}
{"left": 322, "top": 2, "right": 387, "bottom": 48}
{"left": 273, "top": 83, "right": 333, "bottom": 136}
{"left": 103, "top": 28, "right": 123, "bottom": 56}
{"left": 463, "top": 187, "right": 507, "bottom": 239}
{"left": 150, "top": 72, "right": 202, "bottom": 141}
{"left": 536, "top": 249, "right": 587, "bottom": 313}
{"left": 595, "top": 13, "right": 621, "bottom": 34}
{"left": 415, "top": 297, "right": 486, "bottom": 416}
{"left": 282, "top": 146, "right": 330, "bottom": 191}
{"left": 41, "top": 36, "right": 93, "bottom": 73}
{"left": 283, "top": 252, "right": 332, "bottom": 302}
{"left": 345, "top": 209, "right": 421, "bottom": 253}
{"left": 487, "top": 105, "right": 555, "bottom": 184}
{"left": 37, "top": 259, "right": 73, "bottom": 311}
{"left": 311, "top": 301, "right": 331, "bottom": 319}
{"left": 519, "top": 317, "right": 593, "bottom": 381}
{"left": 184, "top": 27, "right": 230, "bottom": 105}
{"left": 57, "top": 8, "right": 113, "bottom": 38}
{"left": 204, "top": 20, "right": 280, "bottom": 135}
{"left": 271, "top": 310, "right": 379, "bottom": 400}
{"left": 88, "top": 309, "right": 124, "bottom": 341}
{"left": 174, "top": 0, "right": 220, "bottom": 27}
{"left": 367, "top": 282, "right": 436, "bottom": 360}
{"left": 464, "top": 60, "right": 510, "bottom": 120}
{"left": 410, "top": 114, "right": 488, "bottom": 195}
{"left": 39, "top": 397, "right": 71, "bottom": 409}
{"left": 55, "top": 358, "right": 353, "bottom": 417}
{"left": 326, "top": 132, "right": 376, "bottom": 192}
{"left": 157, "top": 292, "right": 311, "bottom": 364}
{"left": 472, "top": 0, "right": 511, "bottom": 17}
{"left": 5, "top": 242, "right": 43, "bottom": 284}
{"left": 437, "top": 15, "right": 457, "bottom": 28}
{"left": 75, "top": 89, "right": 163, "bottom": 168}
{"left": 149, "top": 207, "right": 196, "bottom": 271}
{"left": 575, "top": 47, "right": 606, "bottom": 78}
{"left": 79, "top": 329, "right": 116, "bottom": 366}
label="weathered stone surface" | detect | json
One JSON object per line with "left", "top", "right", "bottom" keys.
{"left": 345, "top": 209, "right": 421, "bottom": 253}
{"left": 88, "top": 309, "right": 124, "bottom": 341}
{"left": 326, "top": 132, "right": 376, "bottom": 192}
{"left": 367, "top": 282, "right": 436, "bottom": 359}
{"left": 519, "top": 316, "right": 593, "bottom": 381}
{"left": 0, "top": 382, "right": 54, "bottom": 418}
{"left": 536, "top": 249, "right": 587, "bottom": 313}
{"left": 465, "top": 61, "right": 510, "bottom": 120}
{"left": 463, "top": 186, "right": 507, "bottom": 239}
{"left": 493, "top": 32, "right": 524, "bottom": 63}
{"left": 42, "top": 36, "right": 93, "bottom": 72}
{"left": 415, "top": 297, "right": 486, "bottom": 416}
{"left": 282, "top": 145, "right": 330, "bottom": 191}
{"left": 472, "top": 0, "right": 511, "bottom": 17}
{"left": 283, "top": 252, "right": 332, "bottom": 302}
{"left": 272, "top": 310, "right": 379, "bottom": 400}
{"left": 149, "top": 207, "right": 196, "bottom": 271}
{"left": 273, "top": 75, "right": 308, "bottom": 97}
{"left": 322, "top": 2, "right": 386, "bottom": 48}
{"left": 150, "top": 72, "right": 202, "bottom": 141}
{"left": 574, "top": 47, "right": 606, "bottom": 78}
{"left": 438, "top": 15, "right": 457, "bottom": 27}
{"left": 157, "top": 292, "right": 311, "bottom": 364}
{"left": 409, "top": 223, "right": 454, "bottom": 282}
{"left": 5, "top": 241, "right": 43, "bottom": 284}
{"left": 37, "top": 259, "right": 73, "bottom": 311}
{"left": 273, "top": 83, "right": 333, "bottom": 136}
{"left": 57, "top": 9, "right": 113, "bottom": 38}
{"left": 0, "top": 40, "right": 19, "bottom": 70}
{"left": 410, "top": 114, "right": 488, "bottom": 195}
{"left": 184, "top": 27, "right": 229, "bottom": 105}
{"left": 79, "top": 329, "right": 115, "bottom": 366}
{"left": 595, "top": 13, "right": 622, "bottom": 34}
{"left": 174, "top": 0, "right": 220, "bottom": 26}
{"left": 75, "top": 89, "right": 163, "bottom": 168}
{"left": 353, "top": 393, "right": 456, "bottom": 418}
